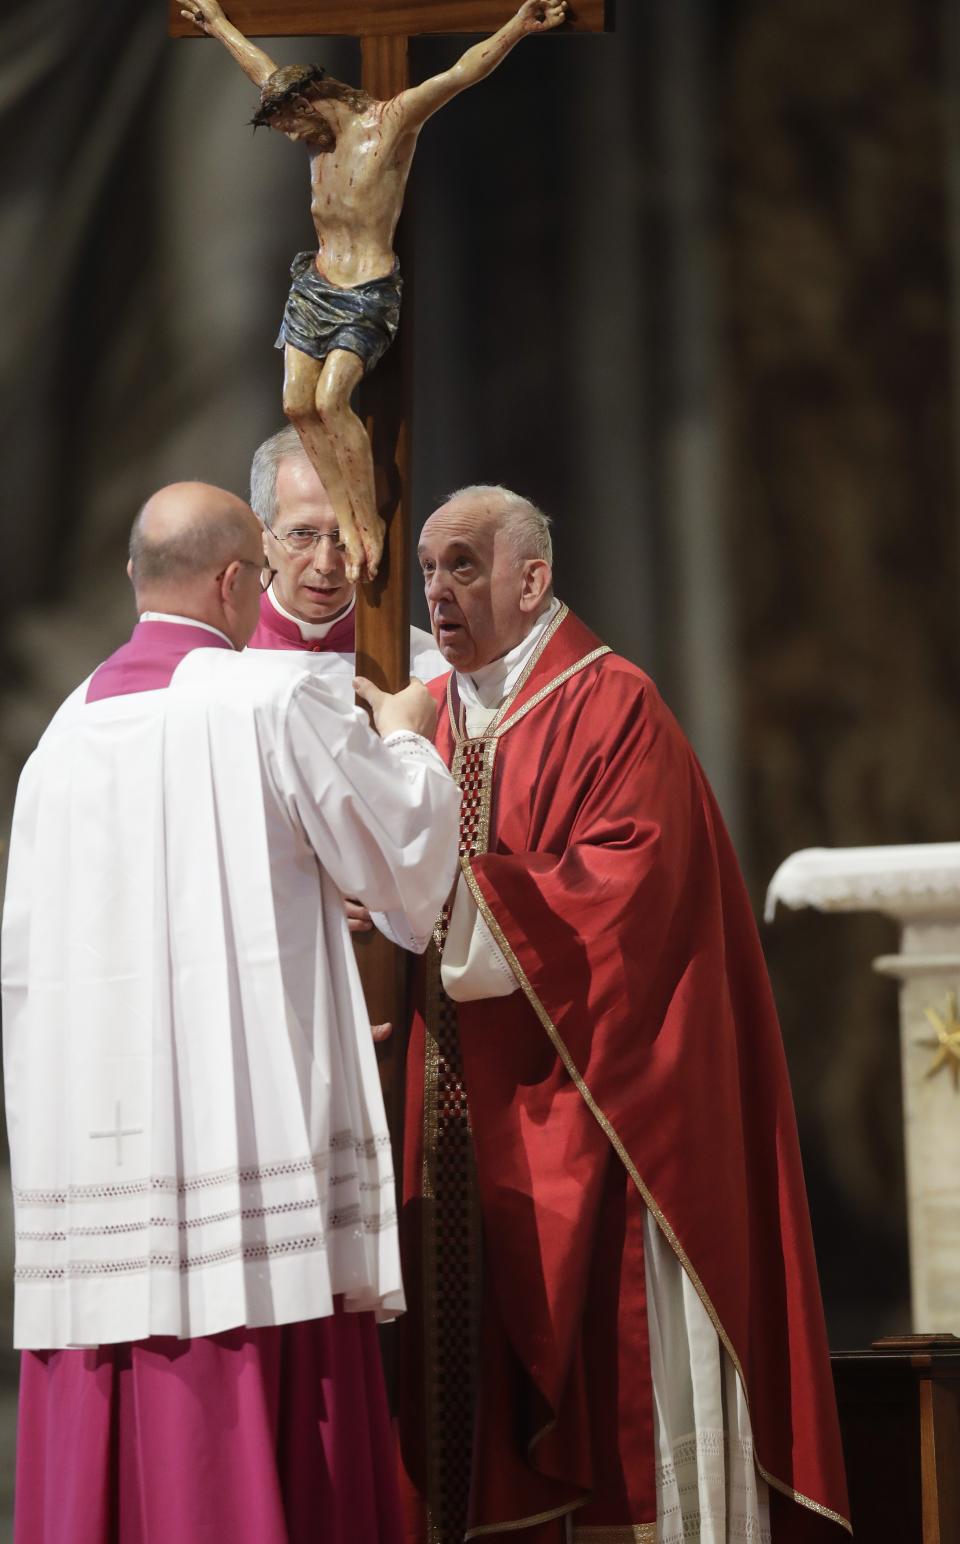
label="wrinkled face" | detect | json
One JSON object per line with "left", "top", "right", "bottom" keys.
{"left": 264, "top": 458, "right": 353, "bottom": 623}
{"left": 418, "top": 498, "right": 532, "bottom": 673}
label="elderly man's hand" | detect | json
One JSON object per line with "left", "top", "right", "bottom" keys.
{"left": 345, "top": 898, "right": 373, "bottom": 934}
{"left": 354, "top": 677, "right": 438, "bottom": 741}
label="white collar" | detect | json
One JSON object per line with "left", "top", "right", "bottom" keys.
{"left": 267, "top": 583, "right": 356, "bottom": 640}
{"left": 456, "top": 597, "right": 561, "bottom": 712}
{"left": 139, "top": 612, "right": 235, "bottom": 648}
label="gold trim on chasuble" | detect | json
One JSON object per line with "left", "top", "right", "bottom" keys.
{"left": 445, "top": 600, "right": 573, "bottom": 747}
{"left": 573, "top": 1529, "right": 657, "bottom": 1544}
{"left": 458, "top": 866, "right": 852, "bottom": 1538}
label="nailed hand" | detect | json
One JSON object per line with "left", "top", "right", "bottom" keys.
{"left": 517, "top": 0, "right": 568, "bottom": 33}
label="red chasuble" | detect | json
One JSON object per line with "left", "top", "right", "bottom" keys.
{"left": 399, "top": 605, "right": 849, "bottom": 1543}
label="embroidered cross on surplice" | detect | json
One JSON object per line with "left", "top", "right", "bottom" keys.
{"left": 89, "top": 1102, "right": 144, "bottom": 1167}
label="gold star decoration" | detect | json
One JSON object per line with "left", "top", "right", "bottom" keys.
{"left": 917, "top": 992, "right": 960, "bottom": 1091}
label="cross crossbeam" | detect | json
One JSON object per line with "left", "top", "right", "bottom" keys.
{"left": 169, "top": 1, "right": 608, "bottom": 39}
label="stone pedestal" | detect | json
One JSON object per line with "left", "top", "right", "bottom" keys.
{"left": 768, "top": 845, "right": 960, "bottom": 1333}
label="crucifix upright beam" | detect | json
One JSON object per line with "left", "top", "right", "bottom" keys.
{"left": 168, "top": 0, "right": 610, "bottom": 1104}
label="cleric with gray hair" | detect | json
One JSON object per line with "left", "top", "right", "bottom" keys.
{"left": 246, "top": 424, "right": 447, "bottom": 682}
{"left": 417, "top": 484, "right": 555, "bottom": 677}
{"left": 442, "top": 483, "right": 553, "bottom": 566}
{"left": 249, "top": 422, "right": 305, "bottom": 529}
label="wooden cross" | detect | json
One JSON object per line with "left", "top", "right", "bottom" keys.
{"left": 168, "top": 0, "right": 610, "bottom": 1099}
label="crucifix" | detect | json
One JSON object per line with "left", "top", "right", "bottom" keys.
{"left": 167, "top": 0, "right": 610, "bottom": 1100}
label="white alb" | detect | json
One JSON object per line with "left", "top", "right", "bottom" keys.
{"left": 3, "top": 647, "right": 460, "bottom": 1349}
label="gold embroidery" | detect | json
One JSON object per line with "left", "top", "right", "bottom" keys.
{"left": 573, "top": 1528, "right": 657, "bottom": 1543}
{"left": 445, "top": 673, "right": 459, "bottom": 743}
{"left": 496, "top": 647, "right": 611, "bottom": 738}
{"left": 422, "top": 740, "right": 491, "bottom": 1541}
{"left": 758, "top": 1464, "right": 852, "bottom": 1531}
{"left": 421, "top": 938, "right": 484, "bottom": 1542}
{"left": 526, "top": 1416, "right": 557, "bottom": 1459}
{"left": 465, "top": 1500, "right": 584, "bottom": 1539}
{"left": 445, "top": 607, "right": 610, "bottom": 757}
{"left": 421, "top": 950, "right": 442, "bottom": 1213}
{"left": 486, "top": 602, "right": 570, "bottom": 736}
{"left": 459, "top": 865, "right": 853, "bottom": 1539}
{"left": 433, "top": 738, "right": 499, "bottom": 954}
{"left": 447, "top": 603, "right": 571, "bottom": 751}
{"left": 451, "top": 737, "right": 499, "bottom": 860}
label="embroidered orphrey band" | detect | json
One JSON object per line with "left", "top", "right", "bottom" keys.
{"left": 574, "top": 1525, "right": 657, "bottom": 1537}
{"left": 421, "top": 735, "right": 495, "bottom": 1543}
{"left": 573, "top": 1527, "right": 657, "bottom": 1543}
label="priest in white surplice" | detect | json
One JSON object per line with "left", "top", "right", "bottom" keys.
{"left": 247, "top": 424, "right": 447, "bottom": 1029}
{"left": 2, "top": 482, "right": 460, "bottom": 1544}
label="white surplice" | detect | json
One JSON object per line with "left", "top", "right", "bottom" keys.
{"left": 3, "top": 646, "right": 460, "bottom": 1350}
{"left": 439, "top": 603, "right": 771, "bottom": 1543}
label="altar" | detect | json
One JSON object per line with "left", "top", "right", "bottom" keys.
{"left": 768, "top": 842, "right": 960, "bottom": 1334}
{"left": 769, "top": 844, "right": 960, "bottom": 1541}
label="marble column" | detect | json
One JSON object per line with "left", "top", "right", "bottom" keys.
{"left": 768, "top": 844, "right": 960, "bottom": 1332}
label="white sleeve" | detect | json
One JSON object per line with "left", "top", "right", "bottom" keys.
{"left": 280, "top": 681, "right": 461, "bottom": 953}
{"left": 1, "top": 753, "right": 40, "bottom": 1191}
{"left": 440, "top": 874, "right": 519, "bottom": 1001}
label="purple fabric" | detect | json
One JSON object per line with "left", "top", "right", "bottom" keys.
{"left": 15, "top": 1309, "right": 403, "bottom": 1544}
{"left": 86, "top": 620, "right": 234, "bottom": 703}
{"left": 248, "top": 588, "right": 357, "bottom": 654}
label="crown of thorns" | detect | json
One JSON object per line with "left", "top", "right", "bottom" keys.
{"left": 251, "top": 64, "right": 328, "bottom": 127}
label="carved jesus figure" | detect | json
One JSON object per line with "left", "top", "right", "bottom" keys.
{"left": 180, "top": 0, "right": 568, "bottom": 581}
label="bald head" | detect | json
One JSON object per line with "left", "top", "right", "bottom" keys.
{"left": 130, "top": 482, "right": 262, "bottom": 587}
{"left": 128, "top": 482, "right": 266, "bottom": 649}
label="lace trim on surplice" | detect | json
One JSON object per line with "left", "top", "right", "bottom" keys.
{"left": 656, "top": 1431, "right": 771, "bottom": 1544}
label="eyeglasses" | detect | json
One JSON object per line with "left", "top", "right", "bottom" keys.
{"left": 266, "top": 526, "right": 346, "bottom": 555}
{"left": 234, "top": 558, "right": 277, "bottom": 591}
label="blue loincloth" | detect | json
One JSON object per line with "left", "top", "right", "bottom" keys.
{"left": 275, "top": 252, "right": 402, "bottom": 374}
